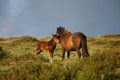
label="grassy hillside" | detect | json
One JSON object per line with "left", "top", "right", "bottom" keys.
{"left": 0, "top": 35, "right": 120, "bottom": 80}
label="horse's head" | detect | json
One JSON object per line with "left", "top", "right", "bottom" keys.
{"left": 56, "top": 26, "right": 65, "bottom": 35}
{"left": 56, "top": 26, "right": 72, "bottom": 40}
{"left": 52, "top": 34, "right": 60, "bottom": 43}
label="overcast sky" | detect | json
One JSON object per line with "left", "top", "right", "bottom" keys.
{"left": 0, "top": 0, "right": 120, "bottom": 38}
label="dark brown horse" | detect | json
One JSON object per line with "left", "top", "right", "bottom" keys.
{"left": 56, "top": 27, "right": 89, "bottom": 60}
{"left": 34, "top": 34, "right": 60, "bottom": 63}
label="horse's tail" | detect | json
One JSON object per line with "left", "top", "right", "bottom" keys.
{"left": 81, "top": 34, "right": 89, "bottom": 57}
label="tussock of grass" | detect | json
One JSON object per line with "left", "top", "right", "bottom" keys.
{"left": 0, "top": 47, "right": 10, "bottom": 60}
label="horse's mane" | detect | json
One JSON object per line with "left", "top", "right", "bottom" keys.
{"left": 57, "top": 26, "right": 72, "bottom": 37}
{"left": 64, "top": 30, "right": 72, "bottom": 36}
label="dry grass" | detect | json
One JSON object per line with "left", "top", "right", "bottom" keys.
{"left": 0, "top": 34, "right": 120, "bottom": 80}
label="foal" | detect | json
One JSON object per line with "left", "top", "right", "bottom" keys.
{"left": 34, "top": 34, "right": 60, "bottom": 63}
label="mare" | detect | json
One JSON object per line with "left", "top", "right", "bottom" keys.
{"left": 34, "top": 34, "right": 60, "bottom": 63}
{"left": 56, "top": 27, "right": 89, "bottom": 60}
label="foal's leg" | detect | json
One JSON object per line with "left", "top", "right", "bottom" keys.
{"left": 34, "top": 49, "right": 42, "bottom": 55}
{"left": 48, "top": 51, "right": 53, "bottom": 63}
{"left": 67, "top": 51, "right": 70, "bottom": 59}
{"left": 34, "top": 45, "right": 42, "bottom": 55}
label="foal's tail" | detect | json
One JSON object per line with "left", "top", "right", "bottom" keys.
{"left": 81, "top": 34, "right": 89, "bottom": 57}
{"left": 34, "top": 42, "right": 42, "bottom": 55}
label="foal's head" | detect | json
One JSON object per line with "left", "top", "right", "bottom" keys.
{"left": 52, "top": 34, "right": 60, "bottom": 43}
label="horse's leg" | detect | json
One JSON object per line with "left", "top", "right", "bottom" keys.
{"left": 67, "top": 51, "right": 70, "bottom": 59}
{"left": 62, "top": 49, "right": 66, "bottom": 60}
{"left": 77, "top": 49, "right": 81, "bottom": 59}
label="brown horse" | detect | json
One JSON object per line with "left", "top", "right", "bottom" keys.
{"left": 56, "top": 27, "right": 89, "bottom": 60}
{"left": 34, "top": 34, "right": 60, "bottom": 63}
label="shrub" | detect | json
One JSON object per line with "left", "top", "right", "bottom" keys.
{"left": 0, "top": 47, "right": 10, "bottom": 60}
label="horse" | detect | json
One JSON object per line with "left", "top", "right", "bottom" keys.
{"left": 56, "top": 26, "right": 89, "bottom": 60}
{"left": 34, "top": 34, "right": 60, "bottom": 63}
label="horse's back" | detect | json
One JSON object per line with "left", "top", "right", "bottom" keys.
{"left": 73, "top": 32, "right": 85, "bottom": 37}
{"left": 71, "top": 32, "right": 84, "bottom": 48}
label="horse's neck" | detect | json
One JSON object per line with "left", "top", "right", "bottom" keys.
{"left": 61, "top": 30, "right": 72, "bottom": 39}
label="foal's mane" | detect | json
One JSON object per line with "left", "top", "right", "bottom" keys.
{"left": 48, "top": 37, "right": 55, "bottom": 46}
{"left": 48, "top": 34, "right": 59, "bottom": 46}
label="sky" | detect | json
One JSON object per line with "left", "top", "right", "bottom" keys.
{"left": 0, "top": 0, "right": 120, "bottom": 38}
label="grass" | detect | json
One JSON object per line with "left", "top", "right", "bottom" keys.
{"left": 0, "top": 35, "right": 120, "bottom": 80}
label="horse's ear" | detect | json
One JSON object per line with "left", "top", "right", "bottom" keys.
{"left": 52, "top": 34, "right": 54, "bottom": 36}
{"left": 57, "top": 27, "right": 59, "bottom": 31}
